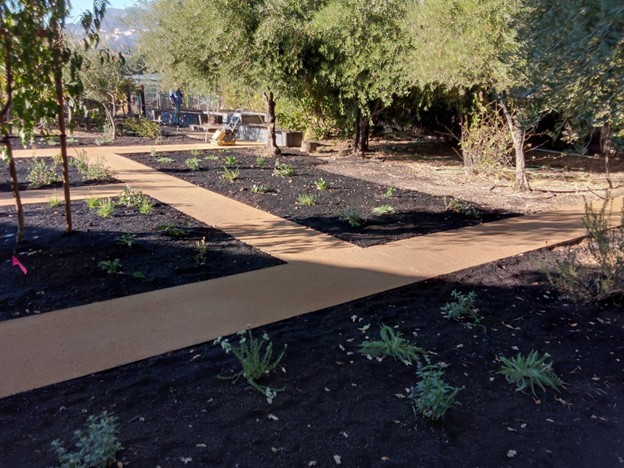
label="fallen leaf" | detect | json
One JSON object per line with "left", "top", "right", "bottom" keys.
{"left": 334, "top": 455, "right": 342, "bottom": 465}
{"left": 381, "top": 456, "right": 390, "bottom": 462}
{"left": 180, "top": 457, "right": 192, "bottom": 465}
{"left": 507, "top": 427, "right": 517, "bottom": 432}
{"left": 507, "top": 450, "right": 517, "bottom": 458}
{"left": 268, "top": 414, "right": 279, "bottom": 421}
{"left": 308, "top": 462, "right": 317, "bottom": 467}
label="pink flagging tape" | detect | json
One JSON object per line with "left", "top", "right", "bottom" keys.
{"left": 11, "top": 256, "right": 27, "bottom": 275}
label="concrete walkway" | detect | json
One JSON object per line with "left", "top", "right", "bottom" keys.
{"left": 0, "top": 143, "right": 621, "bottom": 398}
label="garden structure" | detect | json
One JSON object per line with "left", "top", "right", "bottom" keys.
{"left": 0, "top": 140, "right": 622, "bottom": 466}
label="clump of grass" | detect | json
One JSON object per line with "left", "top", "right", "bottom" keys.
{"left": 138, "top": 197, "right": 155, "bottom": 215}
{"left": 224, "top": 155, "right": 237, "bottom": 166}
{"left": 48, "top": 196, "right": 63, "bottom": 208}
{"left": 157, "top": 156, "right": 174, "bottom": 163}
{"left": 220, "top": 166, "right": 240, "bottom": 182}
{"left": 371, "top": 204, "right": 395, "bottom": 216}
{"left": 97, "top": 198, "right": 115, "bottom": 218}
{"left": 84, "top": 197, "right": 100, "bottom": 209}
{"left": 51, "top": 411, "right": 122, "bottom": 468}
{"left": 440, "top": 290, "right": 482, "bottom": 324}
{"left": 255, "top": 156, "right": 266, "bottom": 168}
{"left": 204, "top": 154, "right": 219, "bottom": 161}
{"left": 195, "top": 237, "right": 208, "bottom": 265}
{"left": 315, "top": 178, "right": 329, "bottom": 191}
{"left": 98, "top": 258, "right": 122, "bottom": 274}
{"left": 149, "top": 147, "right": 157, "bottom": 158}
{"left": 360, "top": 324, "right": 425, "bottom": 366}
{"left": 383, "top": 186, "right": 396, "bottom": 198}
{"left": 297, "top": 193, "right": 317, "bottom": 206}
{"left": 408, "top": 362, "right": 462, "bottom": 420}
{"left": 339, "top": 208, "right": 363, "bottom": 227}
{"left": 274, "top": 163, "right": 296, "bottom": 177}
{"left": 498, "top": 350, "right": 563, "bottom": 397}
{"left": 251, "top": 184, "right": 271, "bottom": 193}
{"left": 445, "top": 197, "right": 481, "bottom": 219}
{"left": 190, "top": 149, "right": 200, "bottom": 158}
{"left": 116, "top": 234, "right": 136, "bottom": 247}
{"left": 214, "top": 330, "right": 286, "bottom": 404}
{"left": 155, "top": 224, "right": 189, "bottom": 238}
{"left": 547, "top": 198, "right": 624, "bottom": 302}
{"left": 185, "top": 157, "right": 201, "bottom": 171}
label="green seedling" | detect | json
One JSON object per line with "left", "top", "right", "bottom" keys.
{"left": 251, "top": 184, "right": 271, "bottom": 193}
{"left": 48, "top": 196, "right": 63, "bottom": 208}
{"left": 84, "top": 197, "right": 100, "bottom": 209}
{"left": 155, "top": 224, "right": 189, "bottom": 238}
{"left": 360, "top": 324, "right": 425, "bottom": 365}
{"left": 314, "top": 178, "right": 329, "bottom": 191}
{"left": 371, "top": 204, "right": 395, "bottom": 216}
{"left": 98, "top": 258, "right": 122, "bottom": 274}
{"left": 274, "top": 163, "right": 296, "bottom": 177}
{"left": 297, "top": 193, "right": 317, "bottom": 206}
{"left": 195, "top": 237, "right": 208, "bottom": 265}
{"left": 220, "top": 166, "right": 240, "bottom": 182}
{"left": 255, "top": 156, "right": 267, "bottom": 168}
{"left": 383, "top": 186, "right": 396, "bottom": 198}
{"left": 185, "top": 157, "right": 201, "bottom": 171}
{"left": 498, "top": 350, "right": 563, "bottom": 397}
{"left": 440, "top": 290, "right": 482, "bottom": 324}
{"left": 409, "top": 362, "right": 462, "bottom": 420}
{"left": 157, "top": 156, "right": 174, "bottom": 163}
{"left": 139, "top": 197, "right": 155, "bottom": 215}
{"left": 445, "top": 197, "right": 481, "bottom": 219}
{"left": 97, "top": 198, "right": 115, "bottom": 218}
{"left": 339, "top": 208, "right": 363, "bottom": 227}
{"left": 224, "top": 155, "right": 237, "bottom": 166}
{"left": 116, "top": 234, "right": 136, "bottom": 247}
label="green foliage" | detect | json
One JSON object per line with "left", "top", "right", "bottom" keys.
{"left": 371, "top": 204, "right": 395, "bottom": 216}
{"left": 48, "top": 196, "right": 63, "bottom": 208}
{"left": 220, "top": 166, "right": 240, "bottom": 182}
{"left": 71, "top": 151, "right": 114, "bottom": 182}
{"left": 139, "top": 198, "right": 155, "bottom": 215}
{"left": 255, "top": 157, "right": 267, "bottom": 168}
{"left": 360, "top": 324, "right": 425, "bottom": 366}
{"left": 51, "top": 411, "right": 122, "bottom": 468}
{"left": 195, "top": 237, "right": 208, "bottom": 265}
{"left": 408, "top": 363, "right": 462, "bottom": 420}
{"left": 157, "top": 156, "right": 174, "bottom": 164}
{"left": 214, "top": 331, "right": 287, "bottom": 404}
{"left": 383, "top": 186, "right": 396, "bottom": 198}
{"left": 297, "top": 193, "right": 317, "bottom": 206}
{"left": 123, "top": 116, "right": 161, "bottom": 138}
{"left": 85, "top": 197, "right": 101, "bottom": 209}
{"left": 314, "top": 178, "right": 329, "bottom": 191}
{"left": 274, "top": 164, "right": 297, "bottom": 177}
{"left": 27, "top": 158, "right": 61, "bottom": 188}
{"left": 116, "top": 234, "right": 136, "bottom": 247}
{"left": 96, "top": 198, "right": 115, "bottom": 218}
{"left": 547, "top": 198, "right": 624, "bottom": 302}
{"left": 251, "top": 184, "right": 271, "bottom": 194}
{"left": 98, "top": 258, "right": 122, "bottom": 274}
{"left": 440, "top": 290, "right": 482, "bottom": 324}
{"left": 149, "top": 147, "right": 157, "bottom": 158}
{"left": 445, "top": 198, "right": 482, "bottom": 219}
{"left": 155, "top": 224, "right": 189, "bottom": 238}
{"left": 185, "top": 157, "right": 202, "bottom": 171}
{"left": 118, "top": 187, "right": 147, "bottom": 209}
{"left": 498, "top": 350, "right": 563, "bottom": 396}
{"left": 339, "top": 208, "right": 363, "bottom": 227}
{"left": 204, "top": 154, "right": 220, "bottom": 161}
{"left": 190, "top": 149, "right": 200, "bottom": 158}
{"left": 224, "top": 155, "right": 237, "bottom": 167}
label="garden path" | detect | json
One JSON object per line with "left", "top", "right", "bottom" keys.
{"left": 0, "top": 142, "right": 621, "bottom": 398}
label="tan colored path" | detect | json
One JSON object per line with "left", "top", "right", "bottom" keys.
{"left": 0, "top": 143, "right": 621, "bottom": 398}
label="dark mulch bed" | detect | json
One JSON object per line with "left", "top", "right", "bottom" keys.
{"left": 0, "top": 198, "right": 283, "bottom": 321}
{"left": 123, "top": 148, "right": 520, "bottom": 247}
{"left": 7, "top": 132, "right": 201, "bottom": 150}
{"left": 1, "top": 247, "right": 622, "bottom": 467}
{"left": 0, "top": 155, "right": 120, "bottom": 193}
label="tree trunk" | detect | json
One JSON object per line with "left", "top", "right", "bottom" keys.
{"left": 354, "top": 107, "right": 369, "bottom": 158}
{"left": 52, "top": 24, "right": 73, "bottom": 234}
{"left": 140, "top": 85, "right": 146, "bottom": 117}
{"left": 500, "top": 100, "right": 530, "bottom": 191}
{"left": 599, "top": 123, "right": 614, "bottom": 190}
{"left": 263, "top": 91, "right": 280, "bottom": 156}
{"left": 1, "top": 38, "right": 26, "bottom": 242}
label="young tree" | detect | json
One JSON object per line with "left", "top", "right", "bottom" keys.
{"left": 311, "top": 0, "right": 412, "bottom": 157}
{"left": 405, "top": 0, "right": 535, "bottom": 190}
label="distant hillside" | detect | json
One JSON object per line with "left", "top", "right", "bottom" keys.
{"left": 68, "top": 7, "right": 143, "bottom": 52}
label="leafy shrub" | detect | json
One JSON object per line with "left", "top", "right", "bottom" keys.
{"left": 116, "top": 234, "right": 136, "bottom": 247}
{"left": 85, "top": 197, "right": 100, "bottom": 209}
{"left": 339, "top": 208, "right": 363, "bottom": 227}
{"left": 408, "top": 363, "right": 462, "bottom": 420}
{"left": 185, "top": 157, "right": 201, "bottom": 171}
{"left": 214, "top": 330, "right": 286, "bottom": 404}
{"left": 371, "top": 204, "right": 395, "bottom": 216}
{"left": 297, "top": 193, "right": 317, "bottom": 206}
{"left": 315, "top": 178, "right": 329, "bottom": 191}
{"left": 220, "top": 166, "right": 240, "bottom": 182}
{"left": 27, "top": 158, "right": 61, "bottom": 188}
{"left": 360, "top": 324, "right": 425, "bottom": 365}
{"left": 123, "top": 116, "right": 161, "bottom": 138}
{"left": 274, "top": 163, "right": 297, "bottom": 177}
{"left": 138, "top": 197, "right": 155, "bottom": 215}
{"left": 440, "top": 290, "right": 482, "bottom": 324}
{"left": 98, "top": 258, "right": 122, "bottom": 274}
{"left": 445, "top": 198, "right": 481, "bottom": 219}
{"left": 51, "top": 411, "right": 122, "bottom": 468}
{"left": 251, "top": 184, "right": 271, "bottom": 193}
{"left": 97, "top": 198, "right": 115, "bottom": 218}
{"left": 195, "top": 237, "right": 208, "bottom": 265}
{"left": 547, "top": 198, "right": 624, "bottom": 302}
{"left": 498, "top": 350, "right": 563, "bottom": 396}
{"left": 71, "top": 150, "right": 114, "bottom": 182}
{"left": 118, "top": 186, "right": 147, "bottom": 208}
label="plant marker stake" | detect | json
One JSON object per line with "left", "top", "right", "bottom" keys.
{"left": 12, "top": 256, "right": 27, "bottom": 275}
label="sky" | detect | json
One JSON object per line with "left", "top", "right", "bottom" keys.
{"left": 69, "top": 0, "right": 137, "bottom": 18}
